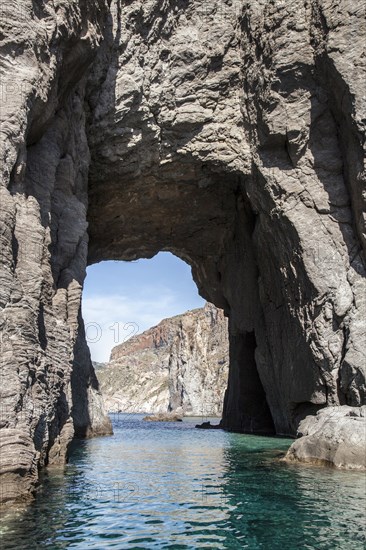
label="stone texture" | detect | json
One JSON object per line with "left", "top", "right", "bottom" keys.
{"left": 0, "top": 0, "right": 112, "bottom": 503}
{"left": 86, "top": 0, "right": 365, "bottom": 436}
{"left": 285, "top": 406, "right": 366, "bottom": 470}
{"left": 97, "top": 303, "right": 229, "bottom": 416}
{"left": 0, "top": 0, "right": 365, "bottom": 502}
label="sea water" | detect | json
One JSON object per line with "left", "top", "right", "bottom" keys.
{"left": 0, "top": 414, "right": 365, "bottom": 549}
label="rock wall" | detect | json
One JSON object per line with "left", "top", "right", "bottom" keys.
{"left": 86, "top": 0, "right": 365, "bottom": 436}
{"left": 0, "top": 0, "right": 112, "bottom": 503}
{"left": 97, "top": 303, "right": 229, "bottom": 416}
{"left": 0, "top": 0, "right": 365, "bottom": 501}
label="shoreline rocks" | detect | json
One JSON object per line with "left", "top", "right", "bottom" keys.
{"left": 285, "top": 406, "right": 366, "bottom": 470}
{"left": 143, "top": 413, "right": 183, "bottom": 422}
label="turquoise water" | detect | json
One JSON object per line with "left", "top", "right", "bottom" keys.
{"left": 0, "top": 414, "right": 365, "bottom": 549}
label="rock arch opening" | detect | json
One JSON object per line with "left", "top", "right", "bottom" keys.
{"left": 1, "top": 0, "right": 365, "bottom": 503}
{"left": 82, "top": 254, "right": 205, "bottom": 364}
{"left": 83, "top": 155, "right": 277, "bottom": 436}
{"left": 80, "top": 0, "right": 365, "bottom": 444}
{"left": 81, "top": 254, "right": 232, "bottom": 419}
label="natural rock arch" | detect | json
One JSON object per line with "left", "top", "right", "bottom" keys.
{"left": 0, "top": 0, "right": 365, "bottom": 502}
{"left": 85, "top": 0, "right": 365, "bottom": 433}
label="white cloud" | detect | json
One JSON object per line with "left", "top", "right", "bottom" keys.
{"left": 82, "top": 287, "right": 182, "bottom": 362}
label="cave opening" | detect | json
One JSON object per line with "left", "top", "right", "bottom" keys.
{"left": 82, "top": 252, "right": 206, "bottom": 365}
{"left": 77, "top": 252, "right": 232, "bottom": 426}
{"left": 222, "top": 330, "right": 275, "bottom": 435}
{"left": 75, "top": 228, "right": 276, "bottom": 436}
{"left": 79, "top": 124, "right": 280, "bottom": 435}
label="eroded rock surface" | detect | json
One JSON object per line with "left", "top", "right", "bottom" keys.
{"left": 0, "top": 0, "right": 365, "bottom": 501}
{"left": 0, "top": 0, "right": 112, "bottom": 503}
{"left": 98, "top": 303, "right": 229, "bottom": 416}
{"left": 86, "top": 0, "right": 365, "bottom": 435}
{"left": 285, "top": 406, "right": 366, "bottom": 470}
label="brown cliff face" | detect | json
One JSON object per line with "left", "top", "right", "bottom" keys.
{"left": 0, "top": 0, "right": 365, "bottom": 502}
{"left": 97, "top": 303, "right": 229, "bottom": 416}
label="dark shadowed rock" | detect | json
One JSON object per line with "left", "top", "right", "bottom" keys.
{"left": 0, "top": 0, "right": 365, "bottom": 502}
{"left": 195, "top": 421, "right": 221, "bottom": 430}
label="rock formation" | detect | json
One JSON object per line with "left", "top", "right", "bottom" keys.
{"left": 143, "top": 413, "right": 183, "bottom": 422}
{"left": 285, "top": 406, "right": 366, "bottom": 470}
{"left": 97, "top": 303, "right": 229, "bottom": 416}
{"left": 0, "top": 0, "right": 112, "bottom": 504}
{"left": 0, "top": 0, "right": 365, "bottom": 501}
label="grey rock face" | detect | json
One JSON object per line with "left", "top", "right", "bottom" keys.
{"left": 98, "top": 303, "right": 229, "bottom": 416}
{"left": 0, "top": 0, "right": 365, "bottom": 501}
{"left": 285, "top": 406, "right": 366, "bottom": 470}
{"left": 86, "top": 0, "right": 365, "bottom": 435}
{"left": 0, "top": 0, "right": 112, "bottom": 503}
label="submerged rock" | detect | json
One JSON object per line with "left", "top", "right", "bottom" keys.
{"left": 143, "top": 413, "right": 183, "bottom": 423}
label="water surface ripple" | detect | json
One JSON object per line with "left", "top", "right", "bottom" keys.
{"left": 1, "top": 414, "right": 365, "bottom": 549}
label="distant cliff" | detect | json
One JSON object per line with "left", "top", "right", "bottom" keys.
{"left": 96, "top": 303, "right": 229, "bottom": 416}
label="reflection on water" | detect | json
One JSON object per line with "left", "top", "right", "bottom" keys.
{"left": 0, "top": 414, "right": 365, "bottom": 549}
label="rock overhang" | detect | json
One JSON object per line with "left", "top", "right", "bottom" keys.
{"left": 0, "top": 0, "right": 365, "bottom": 504}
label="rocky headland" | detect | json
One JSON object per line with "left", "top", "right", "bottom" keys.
{"left": 97, "top": 303, "right": 229, "bottom": 417}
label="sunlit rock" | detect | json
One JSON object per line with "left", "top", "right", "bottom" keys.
{"left": 0, "top": 0, "right": 365, "bottom": 502}
{"left": 97, "top": 303, "right": 229, "bottom": 416}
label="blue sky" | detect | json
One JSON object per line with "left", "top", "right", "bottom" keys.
{"left": 82, "top": 252, "right": 205, "bottom": 362}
